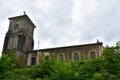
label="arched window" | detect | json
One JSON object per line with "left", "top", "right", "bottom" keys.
{"left": 74, "top": 53, "right": 79, "bottom": 61}
{"left": 90, "top": 51, "right": 96, "bottom": 59}
{"left": 14, "top": 24, "right": 19, "bottom": 30}
{"left": 44, "top": 55, "right": 49, "bottom": 60}
{"left": 17, "top": 35, "right": 26, "bottom": 51}
{"left": 31, "top": 57, "right": 35, "bottom": 65}
{"left": 59, "top": 54, "right": 64, "bottom": 61}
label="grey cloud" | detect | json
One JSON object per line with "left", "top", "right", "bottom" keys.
{"left": 79, "top": 0, "right": 120, "bottom": 44}
{"left": 1, "top": 0, "right": 120, "bottom": 53}
{"left": 35, "top": 0, "right": 73, "bottom": 48}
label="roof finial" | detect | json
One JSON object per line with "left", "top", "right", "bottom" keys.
{"left": 23, "top": 11, "right": 26, "bottom": 15}
{"left": 97, "top": 39, "right": 99, "bottom": 43}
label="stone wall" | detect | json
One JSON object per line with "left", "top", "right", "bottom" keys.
{"left": 27, "top": 42, "right": 103, "bottom": 66}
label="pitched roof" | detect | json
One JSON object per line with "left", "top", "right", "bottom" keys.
{"left": 30, "top": 42, "right": 103, "bottom": 53}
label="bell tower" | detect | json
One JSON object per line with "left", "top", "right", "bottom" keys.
{"left": 2, "top": 14, "right": 36, "bottom": 59}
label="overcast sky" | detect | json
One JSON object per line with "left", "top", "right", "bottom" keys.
{"left": 0, "top": 0, "right": 120, "bottom": 56}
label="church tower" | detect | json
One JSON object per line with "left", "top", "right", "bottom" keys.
{"left": 2, "top": 14, "right": 36, "bottom": 61}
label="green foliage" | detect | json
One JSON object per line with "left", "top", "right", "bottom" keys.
{"left": 49, "top": 61, "right": 79, "bottom": 80}
{"left": 1, "top": 42, "right": 120, "bottom": 79}
{"left": 0, "top": 51, "right": 25, "bottom": 79}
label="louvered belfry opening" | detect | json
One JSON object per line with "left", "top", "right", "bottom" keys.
{"left": 17, "top": 34, "right": 26, "bottom": 51}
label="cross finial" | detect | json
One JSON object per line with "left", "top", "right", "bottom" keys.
{"left": 23, "top": 11, "right": 26, "bottom": 15}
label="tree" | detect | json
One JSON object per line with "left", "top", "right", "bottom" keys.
{"left": 1, "top": 41, "right": 120, "bottom": 80}
{"left": 0, "top": 51, "right": 25, "bottom": 79}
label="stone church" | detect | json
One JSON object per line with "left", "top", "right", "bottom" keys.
{"left": 2, "top": 14, "right": 103, "bottom": 65}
